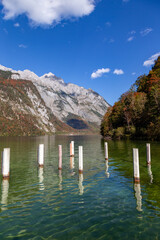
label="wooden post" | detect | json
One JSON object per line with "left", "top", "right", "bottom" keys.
{"left": 79, "top": 146, "right": 83, "bottom": 174}
{"left": 133, "top": 148, "right": 140, "bottom": 183}
{"left": 70, "top": 141, "right": 74, "bottom": 157}
{"left": 146, "top": 143, "right": 151, "bottom": 165}
{"left": 104, "top": 142, "right": 108, "bottom": 160}
{"left": 58, "top": 145, "right": 62, "bottom": 170}
{"left": 2, "top": 148, "right": 10, "bottom": 179}
{"left": 38, "top": 144, "right": 44, "bottom": 167}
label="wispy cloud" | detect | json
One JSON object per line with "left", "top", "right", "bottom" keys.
{"left": 106, "top": 21, "right": 111, "bottom": 27}
{"left": 19, "top": 44, "right": 27, "bottom": 48}
{"left": 143, "top": 52, "right": 160, "bottom": 67}
{"left": 127, "top": 30, "right": 136, "bottom": 42}
{"left": 132, "top": 72, "right": 136, "bottom": 75}
{"left": 109, "top": 38, "right": 115, "bottom": 43}
{"left": 2, "top": 0, "right": 95, "bottom": 26}
{"left": 113, "top": 69, "right": 124, "bottom": 75}
{"left": 127, "top": 36, "right": 135, "bottom": 42}
{"left": 91, "top": 68, "right": 110, "bottom": 79}
{"left": 140, "top": 28, "right": 153, "bottom": 36}
{"left": 14, "top": 22, "right": 20, "bottom": 27}
{"left": 130, "top": 30, "right": 136, "bottom": 35}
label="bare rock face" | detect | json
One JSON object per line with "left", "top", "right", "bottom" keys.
{"left": 0, "top": 76, "right": 55, "bottom": 136}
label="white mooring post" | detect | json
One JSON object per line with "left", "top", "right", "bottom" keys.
{"left": 2, "top": 148, "right": 10, "bottom": 179}
{"left": 38, "top": 144, "right": 44, "bottom": 167}
{"left": 58, "top": 145, "right": 62, "bottom": 170}
{"left": 70, "top": 141, "right": 74, "bottom": 157}
{"left": 146, "top": 143, "right": 151, "bottom": 165}
{"left": 79, "top": 146, "right": 83, "bottom": 174}
{"left": 133, "top": 148, "right": 140, "bottom": 183}
{"left": 104, "top": 142, "right": 108, "bottom": 160}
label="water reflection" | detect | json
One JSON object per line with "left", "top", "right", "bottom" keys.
{"left": 70, "top": 157, "right": 75, "bottom": 176}
{"left": 1, "top": 179, "right": 9, "bottom": 211}
{"left": 38, "top": 167, "right": 45, "bottom": 191}
{"left": 70, "top": 157, "right": 75, "bottom": 170}
{"left": 148, "top": 164, "right": 153, "bottom": 184}
{"left": 59, "top": 170, "right": 63, "bottom": 191}
{"left": 105, "top": 160, "right": 110, "bottom": 178}
{"left": 79, "top": 174, "right": 84, "bottom": 195}
{"left": 134, "top": 183, "right": 142, "bottom": 212}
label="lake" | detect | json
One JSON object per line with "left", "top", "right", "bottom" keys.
{"left": 0, "top": 135, "right": 160, "bottom": 239}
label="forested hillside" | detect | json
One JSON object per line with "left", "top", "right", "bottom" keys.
{"left": 101, "top": 57, "right": 160, "bottom": 140}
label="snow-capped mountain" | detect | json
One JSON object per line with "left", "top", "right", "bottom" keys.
{"left": 0, "top": 65, "right": 110, "bottom": 132}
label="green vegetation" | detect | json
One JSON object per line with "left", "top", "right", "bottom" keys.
{"left": 0, "top": 69, "right": 13, "bottom": 79}
{"left": 101, "top": 56, "right": 160, "bottom": 140}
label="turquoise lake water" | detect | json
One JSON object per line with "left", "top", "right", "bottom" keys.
{"left": 0, "top": 135, "right": 160, "bottom": 239}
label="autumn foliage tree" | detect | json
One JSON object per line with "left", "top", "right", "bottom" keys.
{"left": 101, "top": 56, "right": 160, "bottom": 140}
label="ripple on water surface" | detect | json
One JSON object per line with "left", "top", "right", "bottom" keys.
{"left": 0, "top": 136, "right": 160, "bottom": 239}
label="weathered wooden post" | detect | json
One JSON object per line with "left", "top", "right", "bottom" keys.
{"left": 146, "top": 143, "right": 151, "bottom": 165}
{"left": 79, "top": 146, "right": 83, "bottom": 174}
{"left": 38, "top": 144, "right": 44, "bottom": 167}
{"left": 70, "top": 141, "right": 74, "bottom": 157}
{"left": 2, "top": 148, "right": 10, "bottom": 179}
{"left": 58, "top": 145, "right": 62, "bottom": 170}
{"left": 104, "top": 142, "right": 108, "bottom": 160}
{"left": 133, "top": 148, "right": 140, "bottom": 183}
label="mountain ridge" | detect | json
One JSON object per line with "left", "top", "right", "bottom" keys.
{"left": 0, "top": 64, "right": 110, "bottom": 136}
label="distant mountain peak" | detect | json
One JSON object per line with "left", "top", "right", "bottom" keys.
{"left": 42, "top": 72, "right": 55, "bottom": 78}
{"left": 0, "top": 63, "right": 110, "bottom": 127}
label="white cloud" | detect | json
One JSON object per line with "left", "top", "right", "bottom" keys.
{"left": 19, "top": 44, "right": 27, "bottom": 48}
{"left": 1, "top": 0, "right": 95, "bottom": 26}
{"left": 127, "top": 30, "right": 136, "bottom": 41}
{"left": 132, "top": 72, "right": 136, "bottom": 75}
{"left": 127, "top": 36, "right": 134, "bottom": 42}
{"left": 140, "top": 28, "right": 153, "bottom": 36}
{"left": 113, "top": 69, "right": 124, "bottom": 75}
{"left": 14, "top": 22, "right": 20, "bottom": 27}
{"left": 143, "top": 52, "right": 160, "bottom": 67}
{"left": 91, "top": 68, "right": 110, "bottom": 79}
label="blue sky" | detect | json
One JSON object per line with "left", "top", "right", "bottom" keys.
{"left": 0, "top": 0, "right": 160, "bottom": 105}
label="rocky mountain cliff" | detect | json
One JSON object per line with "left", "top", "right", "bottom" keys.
{"left": 0, "top": 65, "right": 110, "bottom": 136}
